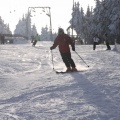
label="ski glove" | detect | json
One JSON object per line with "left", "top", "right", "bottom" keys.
{"left": 50, "top": 46, "right": 53, "bottom": 50}
{"left": 72, "top": 46, "right": 75, "bottom": 51}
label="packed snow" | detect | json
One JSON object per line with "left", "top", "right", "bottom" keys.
{"left": 0, "top": 41, "right": 120, "bottom": 120}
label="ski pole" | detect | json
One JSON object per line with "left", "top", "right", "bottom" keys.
{"left": 51, "top": 50, "right": 55, "bottom": 70}
{"left": 75, "top": 51, "right": 90, "bottom": 67}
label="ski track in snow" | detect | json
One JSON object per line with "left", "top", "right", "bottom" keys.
{"left": 0, "top": 41, "right": 120, "bottom": 120}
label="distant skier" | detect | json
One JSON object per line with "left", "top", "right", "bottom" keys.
{"left": 93, "top": 34, "right": 100, "bottom": 50}
{"left": 1, "top": 35, "right": 5, "bottom": 44}
{"left": 50, "top": 28, "right": 77, "bottom": 72}
{"left": 104, "top": 33, "right": 111, "bottom": 50}
{"left": 32, "top": 33, "right": 40, "bottom": 47}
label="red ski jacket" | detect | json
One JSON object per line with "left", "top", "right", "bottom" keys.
{"left": 51, "top": 34, "right": 74, "bottom": 53}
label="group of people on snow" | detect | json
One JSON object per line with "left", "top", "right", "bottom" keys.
{"left": 93, "top": 33, "right": 111, "bottom": 50}
{"left": 31, "top": 27, "right": 111, "bottom": 72}
{"left": 50, "top": 28, "right": 112, "bottom": 72}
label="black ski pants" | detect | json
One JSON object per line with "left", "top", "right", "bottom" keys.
{"left": 60, "top": 52, "right": 76, "bottom": 68}
{"left": 93, "top": 42, "right": 98, "bottom": 50}
{"left": 32, "top": 40, "right": 37, "bottom": 46}
{"left": 106, "top": 42, "right": 111, "bottom": 50}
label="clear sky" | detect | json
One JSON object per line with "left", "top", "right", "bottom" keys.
{"left": 0, "top": 0, "right": 95, "bottom": 34}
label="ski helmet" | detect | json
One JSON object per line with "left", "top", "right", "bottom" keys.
{"left": 58, "top": 28, "right": 64, "bottom": 34}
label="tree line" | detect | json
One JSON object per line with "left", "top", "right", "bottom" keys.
{"left": 69, "top": 0, "right": 120, "bottom": 44}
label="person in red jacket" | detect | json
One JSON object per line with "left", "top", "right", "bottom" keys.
{"left": 50, "top": 28, "right": 77, "bottom": 72}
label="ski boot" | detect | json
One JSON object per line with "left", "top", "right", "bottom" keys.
{"left": 71, "top": 67, "right": 77, "bottom": 72}
{"left": 66, "top": 67, "right": 72, "bottom": 72}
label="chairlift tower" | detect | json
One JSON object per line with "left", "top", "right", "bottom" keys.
{"left": 27, "top": 6, "right": 53, "bottom": 41}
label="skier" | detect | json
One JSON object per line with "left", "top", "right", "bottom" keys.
{"left": 1, "top": 34, "right": 5, "bottom": 44}
{"left": 104, "top": 33, "right": 111, "bottom": 50}
{"left": 93, "top": 34, "right": 100, "bottom": 50}
{"left": 50, "top": 28, "right": 77, "bottom": 72}
{"left": 32, "top": 33, "right": 40, "bottom": 47}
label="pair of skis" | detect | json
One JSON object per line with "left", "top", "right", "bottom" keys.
{"left": 55, "top": 70, "right": 82, "bottom": 74}
{"left": 51, "top": 50, "right": 89, "bottom": 74}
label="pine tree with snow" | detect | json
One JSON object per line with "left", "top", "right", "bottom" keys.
{"left": 14, "top": 12, "right": 32, "bottom": 40}
{"left": 40, "top": 25, "right": 50, "bottom": 41}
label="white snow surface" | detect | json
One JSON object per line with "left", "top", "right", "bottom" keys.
{"left": 0, "top": 41, "right": 120, "bottom": 120}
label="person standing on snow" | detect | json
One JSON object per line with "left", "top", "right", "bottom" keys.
{"left": 50, "top": 28, "right": 77, "bottom": 72}
{"left": 1, "top": 34, "right": 5, "bottom": 44}
{"left": 104, "top": 33, "right": 111, "bottom": 50}
{"left": 93, "top": 34, "right": 100, "bottom": 50}
{"left": 32, "top": 33, "right": 40, "bottom": 47}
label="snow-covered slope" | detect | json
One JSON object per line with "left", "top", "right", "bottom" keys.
{"left": 0, "top": 41, "right": 120, "bottom": 120}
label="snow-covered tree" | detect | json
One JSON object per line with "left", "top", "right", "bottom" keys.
{"left": 14, "top": 11, "right": 32, "bottom": 40}
{"left": 69, "top": 2, "right": 94, "bottom": 44}
{"left": 40, "top": 25, "right": 57, "bottom": 41}
{"left": 84, "top": 6, "right": 93, "bottom": 44}
{"left": 0, "top": 17, "right": 11, "bottom": 34}
{"left": 3, "top": 24, "right": 12, "bottom": 34}
{"left": 69, "top": 0, "right": 120, "bottom": 44}
{"left": 92, "top": 0, "right": 120, "bottom": 44}
{"left": 69, "top": 2, "right": 86, "bottom": 43}
{"left": 40, "top": 25, "right": 50, "bottom": 41}
{"left": 31, "top": 24, "right": 37, "bottom": 37}
{"left": 107, "top": 0, "right": 120, "bottom": 35}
